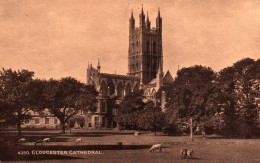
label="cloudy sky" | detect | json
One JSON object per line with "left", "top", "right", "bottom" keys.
{"left": 0, "top": 0, "right": 259, "bottom": 82}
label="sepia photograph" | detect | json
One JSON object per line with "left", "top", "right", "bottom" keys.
{"left": 0, "top": 0, "right": 259, "bottom": 162}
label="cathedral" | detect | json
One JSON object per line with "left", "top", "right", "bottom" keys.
{"left": 85, "top": 6, "right": 174, "bottom": 129}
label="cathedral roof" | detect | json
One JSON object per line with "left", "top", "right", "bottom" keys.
{"left": 100, "top": 73, "right": 139, "bottom": 81}
{"left": 163, "top": 71, "right": 174, "bottom": 84}
{"left": 148, "top": 78, "right": 157, "bottom": 85}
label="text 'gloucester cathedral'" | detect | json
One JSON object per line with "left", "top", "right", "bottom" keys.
{"left": 86, "top": 6, "right": 174, "bottom": 129}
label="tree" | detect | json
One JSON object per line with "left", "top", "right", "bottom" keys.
{"left": 164, "top": 65, "right": 220, "bottom": 135}
{"left": 218, "top": 58, "right": 260, "bottom": 137}
{"left": 42, "top": 77, "right": 97, "bottom": 134}
{"left": 137, "top": 101, "right": 166, "bottom": 135}
{"left": 0, "top": 68, "right": 41, "bottom": 136}
{"left": 115, "top": 90, "right": 145, "bottom": 130}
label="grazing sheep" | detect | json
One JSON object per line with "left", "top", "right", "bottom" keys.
{"left": 180, "top": 149, "right": 194, "bottom": 159}
{"left": 18, "top": 138, "right": 26, "bottom": 143}
{"left": 180, "top": 149, "right": 188, "bottom": 159}
{"left": 149, "top": 144, "right": 162, "bottom": 153}
{"left": 34, "top": 139, "right": 43, "bottom": 146}
{"left": 75, "top": 138, "right": 83, "bottom": 144}
{"left": 187, "top": 149, "right": 194, "bottom": 159}
{"left": 43, "top": 138, "right": 50, "bottom": 142}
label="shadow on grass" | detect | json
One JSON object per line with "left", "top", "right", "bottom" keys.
{"left": 69, "top": 134, "right": 105, "bottom": 137}
{"left": 0, "top": 132, "right": 69, "bottom": 143}
{"left": 70, "top": 132, "right": 135, "bottom": 136}
{"left": 205, "top": 135, "right": 260, "bottom": 139}
{"left": 181, "top": 157, "right": 202, "bottom": 160}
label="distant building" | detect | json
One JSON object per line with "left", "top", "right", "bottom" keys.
{"left": 21, "top": 109, "right": 60, "bottom": 129}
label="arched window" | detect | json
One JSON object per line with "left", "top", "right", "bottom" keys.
{"left": 100, "top": 81, "right": 107, "bottom": 96}
{"left": 152, "top": 89, "right": 156, "bottom": 99}
{"left": 117, "top": 82, "right": 124, "bottom": 98}
{"left": 108, "top": 80, "right": 115, "bottom": 96}
{"left": 125, "top": 83, "right": 131, "bottom": 96}
{"left": 146, "top": 41, "right": 150, "bottom": 53}
{"left": 133, "top": 83, "right": 139, "bottom": 93}
{"left": 153, "top": 42, "right": 157, "bottom": 54}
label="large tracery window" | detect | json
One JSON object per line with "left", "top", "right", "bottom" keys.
{"left": 117, "top": 82, "right": 124, "bottom": 98}
{"left": 125, "top": 83, "right": 131, "bottom": 96}
{"left": 100, "top": 81, "right": 107, "bottom": 96}
{"left": 146, "top": 41, "right": 150, "bottom": 53}
{"left": 153, "top": 42, "right": 157, "bottom": 54}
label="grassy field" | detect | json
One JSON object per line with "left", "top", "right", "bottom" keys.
{"left": 0, "top": 129, "right": 260, "bottom": 162}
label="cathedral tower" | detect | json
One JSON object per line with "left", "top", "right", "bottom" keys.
{"left": 128, "top": 6, "right": 163, "bottom": 85}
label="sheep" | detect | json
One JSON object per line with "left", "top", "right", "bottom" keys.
{"left": 75, "top": 138, "right": 83, "bottom": 145}
{"left": 180, "top": 149, "right": 194, "bottom": 159}
{"left": 180, "top": 149, "right": 188, "bottom": 159}
{"left": 18, "top": 138, "right": 26, "bottom": 143}
{"left": 149, "top": 144, "right": 162, "bottom": 153}
{"left": 43, "top": 138, "right": 50, "bottom": 142}
{"left": 187, "top": 149, "right": 194, "bottom": 159}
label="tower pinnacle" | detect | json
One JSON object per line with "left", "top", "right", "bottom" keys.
{"left": 97, "top": 58, "right": 101, "bottom": 72}
{"left": 141, "top": 4, "right": 144, "bottom": 15}
{"left": 146, "top": 11, "right": 150, "bottom": 30}
{"left": 139, "top": 4, "right": 145, "bottom": 29}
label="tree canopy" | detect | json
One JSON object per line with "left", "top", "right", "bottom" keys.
{"left": 41, "top": 77, "right": 98, "bottom": 133}
{"left": 163, "top": 65, "right": 221, "bottom": 134}
{"left": 0, "top": 68, "right": 37, "bottom": 136}
{"left": 217, "top": 58, "right": 260, "bottom": 137}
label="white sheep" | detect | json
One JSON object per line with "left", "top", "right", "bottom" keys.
{"left": 18, "top": 138, "right": 26, "bottom": 143}
{"left": 43, "top": 138, "right": 50, "bottom": 142}
{"left": 180, "top": 149, "right": 187, "bottom": 159}
{"left": 75, "top": 138, "right": 83, "bottom": 144}
{"left": 187, "top": 149, "right": 194, "bottom": 159}
{"left": 149, "top": 144, "right": 162, "bottom": 153}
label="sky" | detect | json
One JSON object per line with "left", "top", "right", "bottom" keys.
{"left": 0, "top": 0, "right": 259, "bottom": 82}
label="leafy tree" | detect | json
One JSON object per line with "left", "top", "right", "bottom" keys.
{"left": 42, "top": 77, "right": 97, "bottom": 133}
{"left": 218, "top": 58, "right": 260, "bottom": 137}
{"left": 164, "top": 65, "right": 220, "bottom": 135}
{"left": 0, "top": 68, "right": 41, "bottom": 136}
{"left": 137, "top": 101, "right": 166, "bottom": 135}
{"left": 115, "top": 90, "right": 145, "bottom": 130}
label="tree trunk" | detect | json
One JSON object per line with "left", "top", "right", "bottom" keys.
{"left": 17, "top": 112, "right": 22, "bottom": 136}
{"left": 202, "top": 125, "right": 206, "bottom": 139}
{"left": 190, "top": 118, "right": 193, "bottom": 142}
{"left": 61, "top": 121, "right": 66, "bottom": 134}
{"left": 17, "top": 119, "right": 22, "bottom": 136}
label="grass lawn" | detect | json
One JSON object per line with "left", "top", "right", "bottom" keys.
{"left": 0, "top": 129, "right": 260, "bottom": 162}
